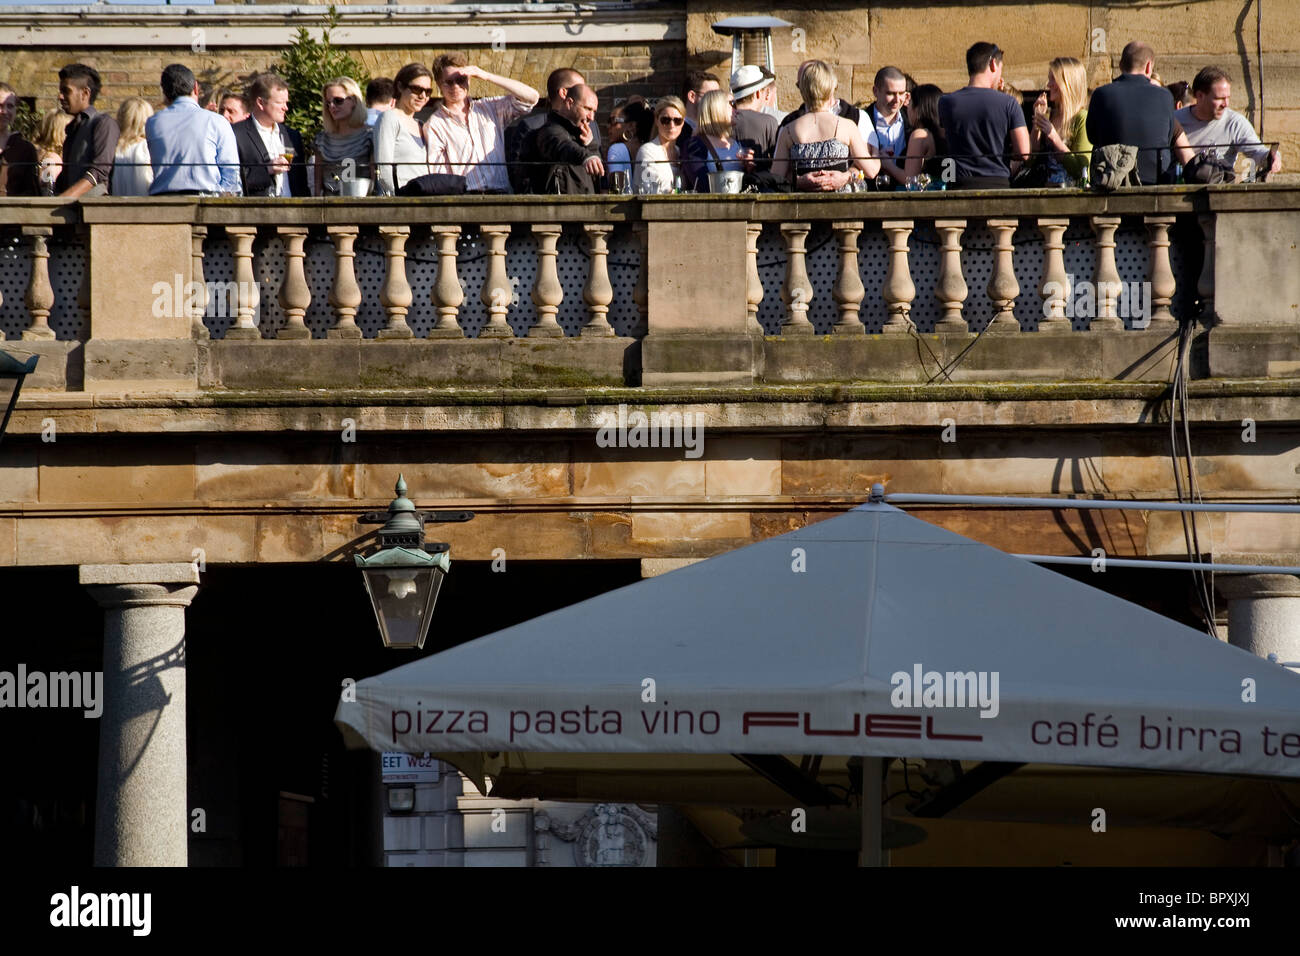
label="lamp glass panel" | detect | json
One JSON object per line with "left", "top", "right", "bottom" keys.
{"left": 362, "top": 566, "right": 445, "bottom": 649}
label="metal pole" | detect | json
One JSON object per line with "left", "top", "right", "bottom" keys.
{"left": 860, "top": 756, "right": 882, "bottom": 867}
{"left": 885, "top": 492, "right": 1300, "bottom": 514}
{"left": 1015, "top": 554, "right": 1300, "bottom": 575}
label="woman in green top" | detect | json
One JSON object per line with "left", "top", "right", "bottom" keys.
{"left": 1030, "top": 56, "right": 1091, "bottom": 182}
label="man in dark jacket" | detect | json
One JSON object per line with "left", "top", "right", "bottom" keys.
{"left": 532, "top": 83, "right": 604, "bottom": 194}
{"left": 232, "top": 72, "right": 308, "bottom": 197}
{"left": 1086, "top": 41, "right": 1176, "bottom": 186}
{"left": 506, "top": 67, "right": 598, "bottom": 194}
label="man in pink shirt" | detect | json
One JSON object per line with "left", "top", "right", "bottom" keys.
{"left": 425, "top": 52, "right": 540, "bottom": 193}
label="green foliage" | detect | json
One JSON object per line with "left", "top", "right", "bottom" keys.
{"left": 270, "top": 5, "right": 370, "bottom": 154}
{"left": 12, "top": 100, "right": 40, "bottom": 141}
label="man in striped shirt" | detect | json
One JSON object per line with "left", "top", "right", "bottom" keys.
{"left": 424, "top": 52, "right": 539, "bottom": 193}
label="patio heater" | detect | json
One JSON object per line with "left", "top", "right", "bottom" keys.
{"left": 355, "top": 475, "right": 473, "bottom": 650}
{"left": 710, "top": 16, "right": 794, "bottom": 109}
{"left": 0, "top": 350, "right": 38, "bottom": 447}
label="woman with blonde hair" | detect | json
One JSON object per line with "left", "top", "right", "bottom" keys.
{"left": 315, "top": 76, "right": 373, "bottom": 196}
{"left": 111, "top": 97, "right": 154, "bottom": 196}
{"left": 634, "top": 96, "right": 688, "bottom": 194}
{"left": 773, "top": 60, "right": 878, "bottom": 191}
{"left": 680, "top": 88, "right": 754, "bottom": 191}
{"left": 1030, "top": 56, "right": 1091, "bottom": 182}
{"left": 32, "top": 109, "right": 71, "bottom": 197}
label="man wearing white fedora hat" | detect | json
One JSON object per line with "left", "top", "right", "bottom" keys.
{"left": 730, "top": 65, "right": 781, "bottom": 166}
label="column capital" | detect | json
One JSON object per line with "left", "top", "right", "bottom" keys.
{"left": 80, "top": 563, "right": 200, "bottom": 609}
{"left": 1217, "top": 573, "right": 1300, "bottom": 601}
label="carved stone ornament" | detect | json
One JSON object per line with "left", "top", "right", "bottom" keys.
{"left": 536, "top": 803, "right": 657, "bottom": 867}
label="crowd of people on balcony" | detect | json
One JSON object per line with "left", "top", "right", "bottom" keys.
{"left": 0, "top": 38, "right": 1282, "bottom": 197}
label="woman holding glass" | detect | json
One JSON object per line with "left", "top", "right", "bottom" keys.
{"left": 373, "top": 63, "right": 433, "bottom": 196}
{"left": 315, "top": 77, "right": 373, "bottom": 196}
{"left": 680, "top": 90, "right": 754, "bottom": 192}
{"left": 1029, "top": 57, "right": 1091, "bottom": 184}
{"left": 634, "top": 97, "right": 687, "bottom": 194}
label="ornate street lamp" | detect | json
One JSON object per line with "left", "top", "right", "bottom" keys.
{"left": 355, "top": 475, "right": 473, "bottom": 650}
{"left": 0, "top": 351, "right": 38, "bottom": 447}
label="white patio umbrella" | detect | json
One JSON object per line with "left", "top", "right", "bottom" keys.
{"left": 336, "top": 500, "right": 1300, "bottom": 862}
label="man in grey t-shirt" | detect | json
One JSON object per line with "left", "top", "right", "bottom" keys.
{"left": 938, "top": 42, "right": 1030, "bottom": 188}
{"left": 1176, "top": 65, "right": 1281, "bottom": 180}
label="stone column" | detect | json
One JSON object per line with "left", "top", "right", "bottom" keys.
{"left": 831, "top": 221, "right": 866, "bottom": 333}
{"left": 1036, "top": 218, "right": 1071, "bottom": 332}
{"left": 276, "top": 227, "right": 312, "bottom": 340}
{"left": 881, "top": 220, "right": 916, "bottom": 333}
{"left": 1143, "top": 215, "right": 1177, "bottom": 330}
{"left": 1089, "top": 216, "right": 1123, "bottom": 331}
{"left": 81, "top": 563, "right": 199, "bottom": 867}
{"left": 1218, "top": 574, "right": 1300, "bottom": 661}
{"left": 933, "top": 219, "right": 969, "bottom": 333}
{"left": 985, "top": 219, "right": 1020, "bottom": 331}
{"left": 780, "top": 222, "right": 815, "bottom": 334}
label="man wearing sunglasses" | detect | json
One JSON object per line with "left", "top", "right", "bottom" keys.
{"left": 423, "top": 52, "right": 539, "bottom": 194}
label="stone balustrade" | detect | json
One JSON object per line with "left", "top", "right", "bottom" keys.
{"left": 0, "top": 187, "right": 1297, "bottom": 391}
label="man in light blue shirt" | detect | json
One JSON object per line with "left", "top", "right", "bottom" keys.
{"left": 147, "top": 63, "right": 242, "bottom": 195}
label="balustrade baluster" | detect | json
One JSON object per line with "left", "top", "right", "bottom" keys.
{"left": 326, "top": 226, "right": 362, "bottom": 339}
{"left": 190, "top": 226, "right": 209, "bottom": 340}
{"left": 377, "top": 226, "right": 414, "bottom": 339}
{"left": 530, "top": 224, "right": 564, "bottom": 336}
{"left": 581, "top": 224, "right": 615, "bottom": 336}
{"left": 430, "top": 225, "right": 463, "bottom": 337}
{"left": 934, "top": 219, "right": 969, "bottom": 333}
{"left": 224, "top": 226, "right": 260, "bottom": 339}
{"left": 1037, "top": 218, "right": 1070, "bottom": 332}
{"left": 21, "top": 227, "right": 55, "bottom": 340}
{"left": 1089, "top": 216, "right": 1123, "bottom": 331}
{"left": 881, "top": 220, "right": 916, "bottom": 333}
{"left": 276, "top": 227, "right": 311, "bottom": 339}
{"left": 744, "top": 223, "right": 764, "bottom": 335}
{"left": 780, "top": 222, "right": 814, "bottom": 334}
{"left": 478, "top": 224, "right": 513, "bottom": 337}
{"left": 985, "top": 218, "right": 1020, "bottom": 331}
{"left": 831, "top": 221, "right": 865, "bottom": 333}
{"left": 1144, "top": 215, "right": 1177, "bottom": 330}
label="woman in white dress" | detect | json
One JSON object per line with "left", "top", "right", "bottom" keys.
{"left": 634, "top": 96, "right": 686, "bottom": 194}
{"left": 374, "top": 63, "right": 433, "bottom": 195}
{"left": 111, "top": 97, "right": 154, "bottom": 197}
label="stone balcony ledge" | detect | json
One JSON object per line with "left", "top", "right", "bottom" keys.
{"left": 2, "top": 188, "right": 1298, "bottom": 393}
